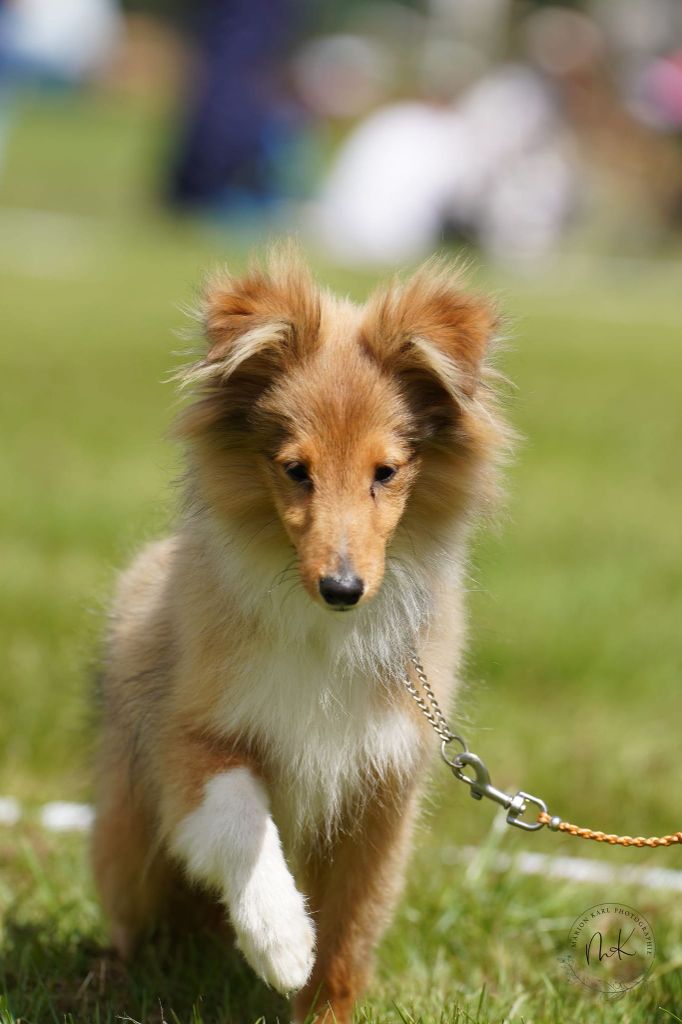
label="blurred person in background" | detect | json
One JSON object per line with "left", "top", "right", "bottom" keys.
{"left": 166, "top": 0, "right": 305, "bottom": 222}
{"left": 307, "top": 0, "right": 682, "bottom": 267}
{"left": 2, "top": 0, "right": 678, "bottom": 266}
{"left": 310, "top": 0, "right": 579, "bottom": 266}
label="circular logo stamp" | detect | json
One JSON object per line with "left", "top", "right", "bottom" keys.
{"left": 562, "top": 903, "right": 655, "bottom": 995}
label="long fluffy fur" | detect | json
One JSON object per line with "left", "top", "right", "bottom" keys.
{"left": 92, "top": 244, "right": 511, "bottom": 1023}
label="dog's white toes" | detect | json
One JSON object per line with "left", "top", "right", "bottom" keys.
{"left": 236, "top": 918, "right": 316, "bottom": 995}
{"left": 232, "top": 881, "right": 316, "bottom": 994}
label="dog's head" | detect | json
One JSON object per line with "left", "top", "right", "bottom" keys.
{"left": 178, "top": 245, "right": 506, "bottom": 611}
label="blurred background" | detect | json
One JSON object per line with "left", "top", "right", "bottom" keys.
{"left": 1, "top": 0, "right": 681, "bottom": 261}
{"left": 1, "top": 2, "right": 681, "bottom": 1021}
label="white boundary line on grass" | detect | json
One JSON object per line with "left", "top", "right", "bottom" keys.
{"left": 0, "top": 797, "right": 93, "bottom": 832}
{"left": 2, "top": 796, "right": 682, "bottom": 893}
{"left": 444, "top": 844, "right": 682, "bottom": 894}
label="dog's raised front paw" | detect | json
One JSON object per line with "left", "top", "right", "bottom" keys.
{"left": 231, "top": 873, "right": 315, "bottom": 994}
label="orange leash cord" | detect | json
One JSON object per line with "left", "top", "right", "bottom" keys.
{"left": 535, "top": 811, "right": 682, "bottom": 848}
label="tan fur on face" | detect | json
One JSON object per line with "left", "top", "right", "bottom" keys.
{"left": 177, "top": 246, "right": 507, "bottom": 607}
{"left": 257, "top": 342, "right": 419, "bottom": 604}
{"left": 93, "top": 244, "right": 511, "bottom": 1023}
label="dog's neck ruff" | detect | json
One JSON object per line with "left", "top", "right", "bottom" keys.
{"left": 179, "top": 509, "right": 466, "bottom": 843}
{"left": 195, "top": 510, "right": 462, "bottom": 687}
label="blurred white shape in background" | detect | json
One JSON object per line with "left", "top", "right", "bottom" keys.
{"left": 0, "top": 796, "right": 21, "bottom": 826}
{"left": 314, "top": 65, "right": 577, "bottom": 267}
{"left": 40, "top": 801, "right": 94, "bottom": 833}
{"left": 448, "top": 65, "right": 577, "bottom": 264}
{"left": 313, "top": 101, "right": 465, "bottom": 265}
{"left": 1, "top": 0, "right": 123, "bottom": 82}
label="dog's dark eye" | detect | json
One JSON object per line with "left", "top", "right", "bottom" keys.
{"left": 284, "top": 462, "right": 310, "bottom": 484}
{"left": 374, "top": 465, "right": 397, "bottom": 484}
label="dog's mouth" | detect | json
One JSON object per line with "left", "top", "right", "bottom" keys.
{"left": 321, "top": 598, "right": 362, "bottom": 613}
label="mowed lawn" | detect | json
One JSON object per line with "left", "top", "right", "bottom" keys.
{"left": 1, "top": 93, "right": 681, "bottom": 1023}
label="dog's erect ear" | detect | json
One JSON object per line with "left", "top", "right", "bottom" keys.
{"left": 361, "top": 260, "right": 499, "bottom": 438}
{"left": 203, "top": 245, "right": 320, "bottom": 368}
{"left": 177, "top": 245, "right": 320, "bottom": 436}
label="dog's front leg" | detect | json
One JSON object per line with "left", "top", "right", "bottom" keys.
{"left": 293, "top": 777, "right": 421, "bottom": 1024}
{"left": 166, "top": 750, "right": 315, "bottom": 996}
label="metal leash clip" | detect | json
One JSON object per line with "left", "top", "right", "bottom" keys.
{"left": 410, "top": 656, "right": 680, "bottom": 847}
{"left": 443, "top": 748, "right": 548, "bottom": 832}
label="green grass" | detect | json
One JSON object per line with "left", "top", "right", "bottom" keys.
{"left": 1, "top": 90, "right": 682, "bottom": 1022}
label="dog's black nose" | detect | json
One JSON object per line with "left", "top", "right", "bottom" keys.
{"left": 319, "top": 574, "right": 364, "bottom": 608}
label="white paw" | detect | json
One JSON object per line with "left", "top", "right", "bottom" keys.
{"left": 231, "top": 871, "right": 315, "bottom": 994}
{"left": 171, "top": 768, "right": 316, "bottom": 993}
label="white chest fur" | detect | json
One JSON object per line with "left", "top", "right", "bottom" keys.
{"left": 197, "top": 516, "right": 441, "bottom": 846}
{"left": 214, "top": 636, "right": 422, "bottom": 847}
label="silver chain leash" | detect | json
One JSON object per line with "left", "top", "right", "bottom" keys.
{"left": 405, "top": 655, "right": 682, "bottom": 847}
{"left": 404, "top": 655, "right": 464, "bottom": 745}
{"left": 404, "top": 656, "right": 549, "bottom": 832}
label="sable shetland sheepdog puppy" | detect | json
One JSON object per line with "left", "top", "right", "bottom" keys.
{"left": 92, "top": 244, "right": 508, "bottom": 1023}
